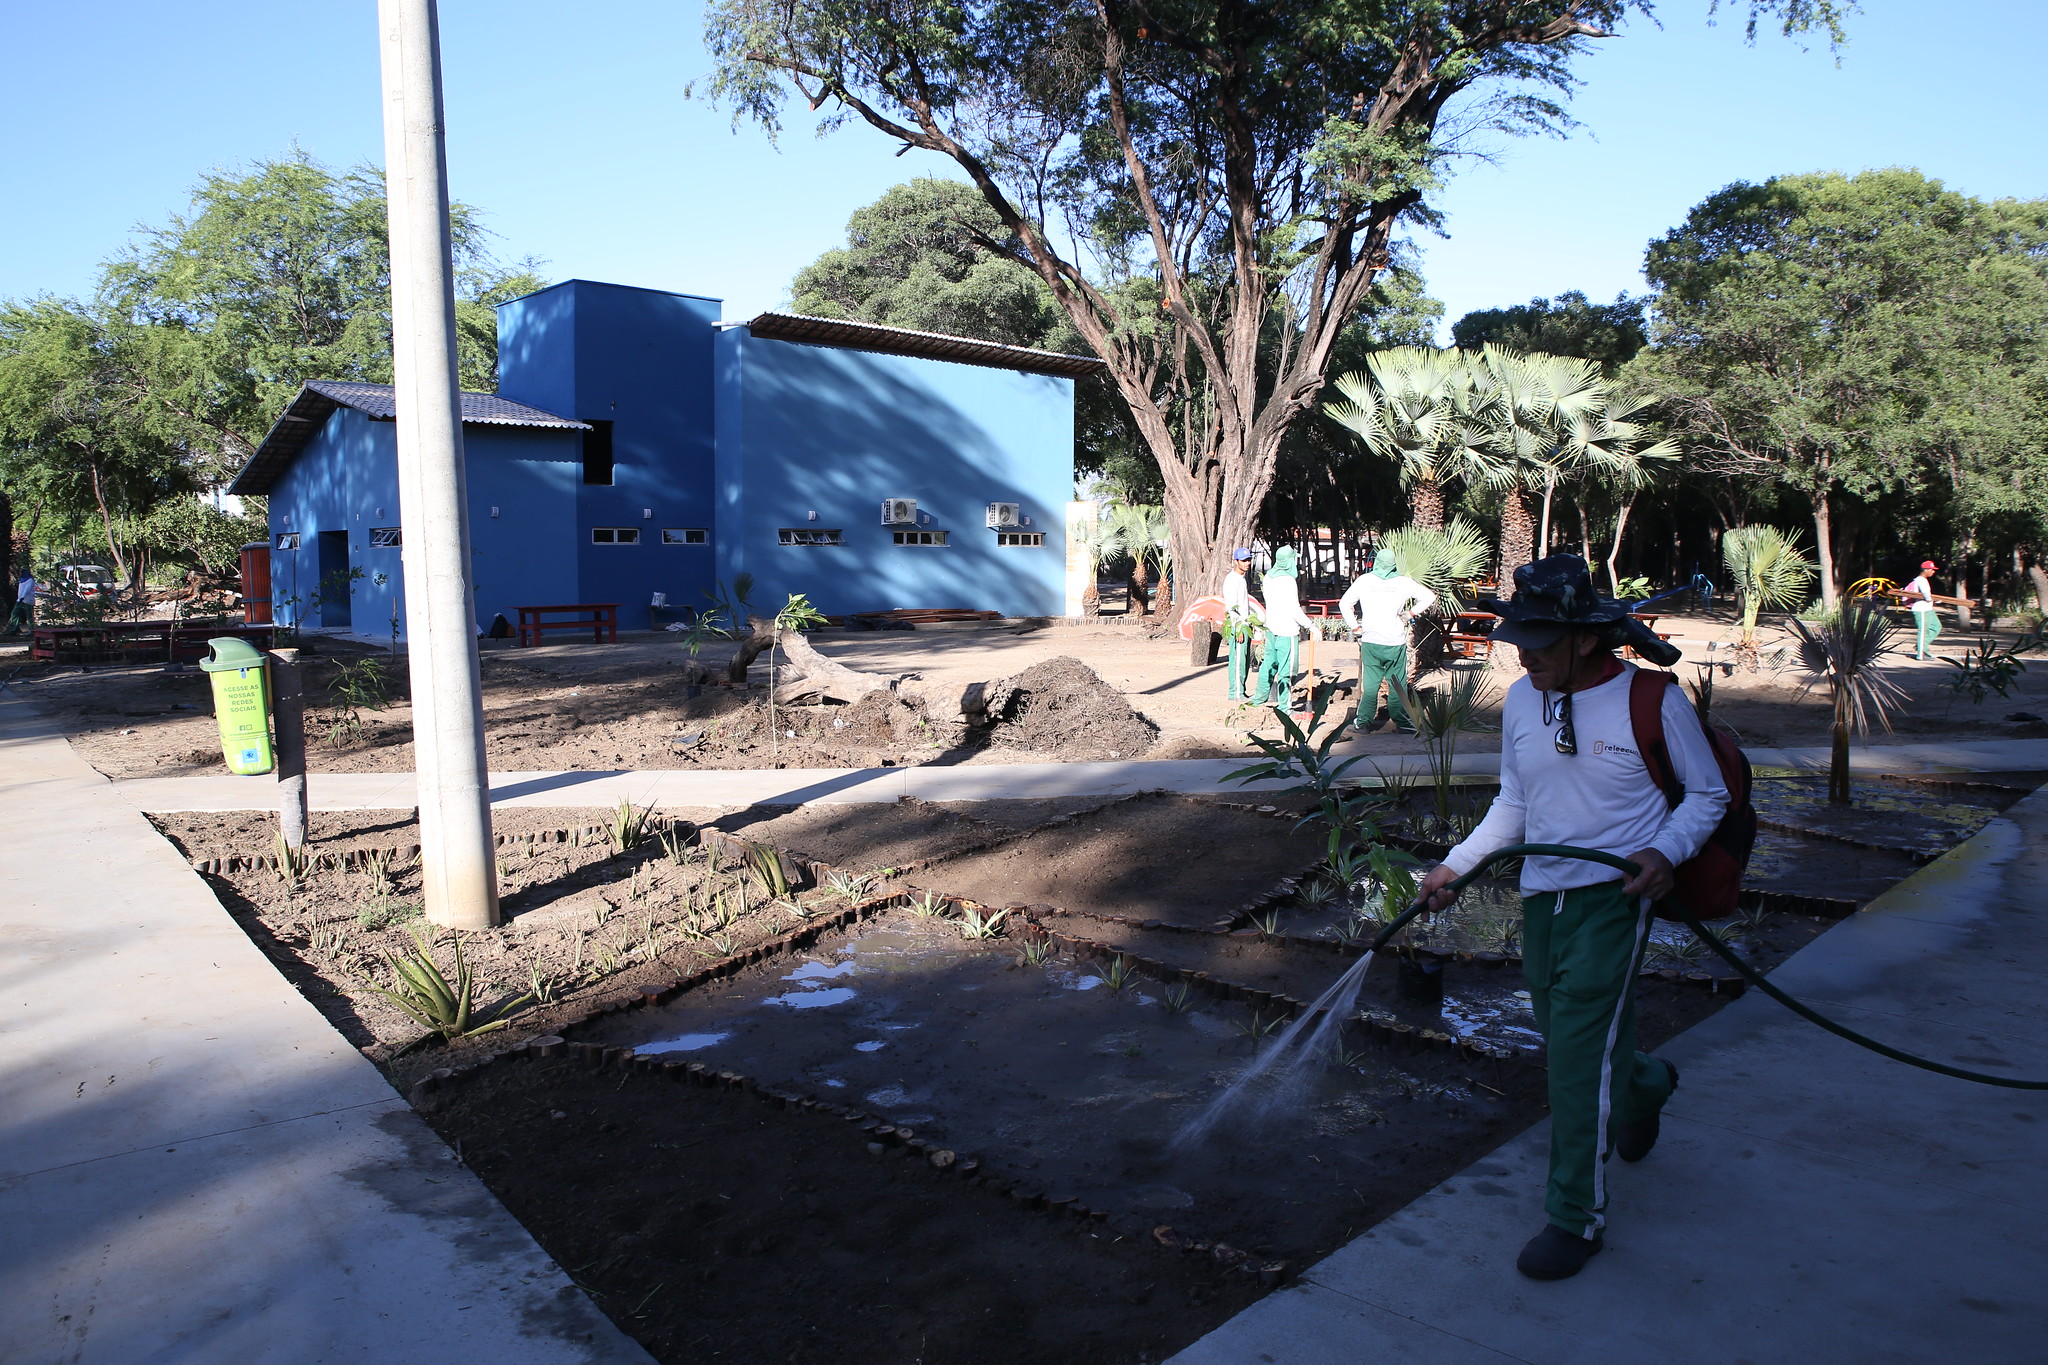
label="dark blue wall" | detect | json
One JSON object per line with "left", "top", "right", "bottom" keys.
{"left": 267, "top": 408, "right": 583, "bottom": 636}
{"left": 499, "top": 279, "right": 722, "bottom": 626}
{"left": 714, "top": 329, "right": 1072, "bottom": 618}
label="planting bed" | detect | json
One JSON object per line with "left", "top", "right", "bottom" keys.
{"left": 154, "top": 772, "right": 2033, "bottom": 1363}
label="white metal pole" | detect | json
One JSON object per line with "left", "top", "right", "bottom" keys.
{"left": 378, "top": 0, "right": 498, "bottom": 929}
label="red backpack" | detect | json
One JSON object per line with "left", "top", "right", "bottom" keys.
{"left": 1629, "top": 670, "right": 1757, "bottom": 921}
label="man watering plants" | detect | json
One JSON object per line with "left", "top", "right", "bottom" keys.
{"left": 1415, "top": 554, "right": 1728, "bottom": 1282}
{"left": 1338, "top": 547, "right": 1434, "bottom": 733}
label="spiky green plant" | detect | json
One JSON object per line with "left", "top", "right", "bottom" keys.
{"left": 823, "top": 868, "right": 877, "bottom": 902}
{"left": 908, "top": 891, "right": 949, "bottom": 918}
{"left": 274, "top": 831, "right": 312, "bottom": 887}
{"left": 657, "top": 822, "right": 694, "bottom": 866}
{"left": 1789, "top": 601, "right": 1907, "bottom": 804}
{"left": 744, "top": 841, "right": 794, "bottom": 900}
{"left": 606, "top": 800, "right": 656, "bottom": 853}
{"left": 1723, "top": 526, "right": 1818, "bottom": 652}
{"left": 956, "top": 906, "right": 1011, "bottom": 940}
{"left": 1092, "top": 954, "right": 1135, "bottom": 991}
{"left": 1015, "top": 937, "right": 1055, "bottom": 968}
{"left": 1394, "top": 665, "right": 1495, "bottom": 833}
{"left": 1162, "top": 981, "right": 1195, "bottom": 1014}
{"left": 370, "top": 925, "right": 528, "bottom": 1043}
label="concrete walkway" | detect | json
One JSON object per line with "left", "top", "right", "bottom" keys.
{"left": 106, "top": 737, "right": 2048, "bottom": 812}
{"left": 1169, "top": 786, "right": 2048, "bottom": 1360}
{"left": 0, "top": 688, "right": 653, "bottom": 1365}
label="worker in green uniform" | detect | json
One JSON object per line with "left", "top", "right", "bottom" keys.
{"left": 1339, "top": 547, "right": 1434, "bottom": 733}
{"left": 1417, "top": 554, "right": 1729, "bottom": 1281}
{"left": 1222, "top": 548, "right": 1261, "bottom": 701}
{"left": 1251, "top": 546, "right": 1309, "bottom": 707}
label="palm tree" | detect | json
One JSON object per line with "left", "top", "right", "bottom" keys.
{"left": 1067, "top": 502, "right": 1125, "bottom": 616}
{"left": 1789, "top": 602, "right": 1906, "bottom": 804}
{"left": 1327, "top": 348, "right": 1505, "bottom": 530}
{"left": 1109, "top": 501, "right": 1169, "bottom": 615}
{"left": 1379, "top": 516, "right": 1492, "bottom": 670}
{"left": 1723, "top": 526, "right": 1818, "bottom": 657}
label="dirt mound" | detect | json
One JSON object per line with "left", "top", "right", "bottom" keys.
{"left": 982, "top": 655, "right": 1156, "bottom": 759}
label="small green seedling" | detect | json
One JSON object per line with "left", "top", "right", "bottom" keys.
{"left": 607, "top": 800, "right": 656, "bottom": 852}
{"left": 824, "top": 868, "right": 877, "bottom": 902}
{"left": 1092, "top": 955, "right": 1135, "bottom": 992}
{"left": 909, "top": 891, "right": 949, "bottom": 918}
{"left": 744, "top": 842, "right": 794, "bottom": 900}
{"left": 956, "top": 906, "right": 1010, "bottom": 940}
{"left": 1162, "top": 982, "right": 1194, "bottom": 1014}
{"left": 1015, "top": 937, "right": 1055, "bottom": 968}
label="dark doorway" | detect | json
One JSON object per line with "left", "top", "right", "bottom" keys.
{"left": 582, "top": 420, "right": 615, "bottom": 485}
{"left": 316, "top": 530, "right": 353, "bottom": 628}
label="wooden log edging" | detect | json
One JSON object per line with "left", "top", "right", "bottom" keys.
{"left": 411, "top": 1030, "right": 1287, "bottom": 1285}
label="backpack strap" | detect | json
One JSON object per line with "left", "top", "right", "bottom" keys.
{"left": 1630, "top": 669, "right": 1684, "bottom": 810}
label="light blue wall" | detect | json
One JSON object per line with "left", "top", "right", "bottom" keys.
{"left": 498, "top": 279, "right": 722, "bottom": 627}
{"left": 714, "top": 330, "right": 1072, "bottom": 618}
{"left": 266, "top": 409, "right": 583, "bottom": 637}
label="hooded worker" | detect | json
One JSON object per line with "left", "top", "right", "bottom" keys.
{"left": 1221, "top": 548, "right": 1263, "bottom": 701}
{"left": 1251, "top": 546, "right": 1311, "bottom": 707}
{"left": 1339, "top": 547, "right": 1435, "bottom": 733}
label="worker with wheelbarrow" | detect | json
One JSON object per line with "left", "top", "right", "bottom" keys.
{"left": 1417, "top": 553, "right": 1729, "bottom": 1281}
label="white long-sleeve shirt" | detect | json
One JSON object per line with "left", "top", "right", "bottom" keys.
{"left": 1340, "top": 573, "right": 1435, "bottom": 647}
{"left": 1259, "top": 573, "right": 1310, "bottom": 638}
{"left": 1222, "top": 571, "right": 1262, "bottom": 626}
{"left": 1442, "top": 663, "right": 1730, "bottom": 893}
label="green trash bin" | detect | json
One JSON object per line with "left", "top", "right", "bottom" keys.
{"left": 200, "top": 637, "right": 275, "bottom": 776}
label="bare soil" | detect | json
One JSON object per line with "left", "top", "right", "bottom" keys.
{"left": 18, "top": 606, "right": 2045, "bottom": 784}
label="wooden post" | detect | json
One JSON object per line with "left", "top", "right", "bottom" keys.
{"left": 271, "top": 648, "right": 309, "bottom": 853}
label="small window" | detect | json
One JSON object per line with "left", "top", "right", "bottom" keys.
{"left": 663, "top": 528, "right": 709, "bottom": 546}
{"left": 778, "top": 528, "right": 844, "bottom": 546}
{"left": 369, "top": 526, "right": 401, "bottom": 549}
{"left": 591, "top": 527, "right": 641, "bottom": 545}
{"left": 581, "top": 419, "right": 615, "bottom": 486}
{"left": 892, "top": 529, "right": 950, "bottom": 547}
{"left": 995, "top": 531, "right": 1045, "bottom": 547}
{"left": 274, "top": 532, "right": 301, "bottom": 551}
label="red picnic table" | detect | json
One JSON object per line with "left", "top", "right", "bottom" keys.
{"left": 515, "top": 603, "right": 620, "bottom": 647}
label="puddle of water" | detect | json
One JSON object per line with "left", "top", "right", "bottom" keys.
{"left": 766, "top": 986, "right": 858, "bottom": 1009}
{"left": 786, "top": 960, "right": 858, "bottom": 982}
{"left": 854, "top": 1040, "right": 887, "bottom": 1052}
{"left": 637, "top": 1031, "right": 731, "bottom": 1055}
{"left": 865, "top": 1084, "right": 910, "bottom": 1108}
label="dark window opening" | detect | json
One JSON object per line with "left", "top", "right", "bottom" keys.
{"left": 778, "top": 528, "right": 844, "bottom": 546}
{"left": 591, "top": 527, "right": 641, "bottom": 545}
{"left": 581, "top": 419, "right": 615, "bottom": 485}
{"left": 892, "top": 529, "right": 949, "bottom": 547}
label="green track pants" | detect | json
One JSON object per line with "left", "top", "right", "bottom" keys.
{"left": 1253, "top": 631, "right": 1298, "bottom": 707}
{"left": 1227, "top": 635, "right": 1252, "bottom": 701}
{"left": 1915, "top": 610, "right": 1943, "bottom": 658}
{"left": 1521, "top": 880, "right": 1676, "bottom": 1238}
{"left": 1353, "top": 642, "right": 1413, "bottom": 729}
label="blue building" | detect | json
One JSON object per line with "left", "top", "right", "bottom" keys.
{"left": 229, "top": 280, "right": 1095, "bottom": 635}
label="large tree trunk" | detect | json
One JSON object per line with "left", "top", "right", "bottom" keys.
{"left": 1153, "top": 563, "right": 1173, "bottom": 623}
{"left": 1409, "top": 478, "right": 1445, "bottom": 531}
{"left": 1497, "top": 489, "right": 1537, "bottom": 593}
{"left": 1129, "top": 558, "right": 1152, "bottom": 615}
{"left": 86, "top": 460, "right": 132, "bottom": 589}
{"left": 725, "top": 614, "right": 779, "bottom": 685}
{"left": 1811, "top": 489, "right": 1839, "bottom": 610}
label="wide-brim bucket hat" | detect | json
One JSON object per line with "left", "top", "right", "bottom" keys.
{"left": 1481, "top": 553, "right": 1679, "bottom": 664}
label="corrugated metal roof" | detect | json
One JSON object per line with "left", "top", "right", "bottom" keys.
{"left": 744, "top": 312, "right": 1105, "bottom": 378}
{"left": 227, "top": 381, "right": 588, "bottom": 495}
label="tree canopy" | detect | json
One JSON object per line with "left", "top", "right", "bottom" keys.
{"left": 1630, "top": 167, "right": 2048, "bottom": 606}
{"left": 0, "top": 151, "right": 545, "bottom": 584}
{"left": 710, "top": 0, "right": 1849, "bottom": 654}
{"left": 1451, "top": 290, "right": 1648, "bottom": 372}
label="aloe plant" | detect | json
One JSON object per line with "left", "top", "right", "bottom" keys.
{"left": 370, "top": 925, "right": 528, "bottom": 1043}
{"left": 1789, "top": 601, "right": 1906, "bottom": 804}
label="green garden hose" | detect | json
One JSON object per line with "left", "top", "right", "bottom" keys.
{"left": 1372, "top": 841, "right": 2048, "bottom": 1092}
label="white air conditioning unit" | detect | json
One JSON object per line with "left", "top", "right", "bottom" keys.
{"left": 985, "top": 501, "right": 1021, "bottom": 529}
{"left": 880, "top": 498, "right": 918, "bottom": 526}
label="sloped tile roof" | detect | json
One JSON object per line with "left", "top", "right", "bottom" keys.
{"left": 227, "top": 381, "right": 587, "bottom": 495}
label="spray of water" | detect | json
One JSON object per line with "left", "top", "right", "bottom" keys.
{"left": 1169, "top": 950, "right": 1379, "bottom": 1151}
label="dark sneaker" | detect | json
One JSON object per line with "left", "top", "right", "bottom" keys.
{"left": 1616, "top": 1059, "right": 1680, "bottom": 1163}
{"left": 1517, "top": 1224, "right": 1603, "bottom": 1280}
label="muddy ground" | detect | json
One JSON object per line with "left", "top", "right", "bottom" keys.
{"left": 143, "top": 773, "right": 2032, "bottom": 1364}
{"left": 13, "top": 604, "right": 2048, "bottom": 783}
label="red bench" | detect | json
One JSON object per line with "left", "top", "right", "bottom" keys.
{"left": 514, "top": 603, "right": 619, "bottom": 647}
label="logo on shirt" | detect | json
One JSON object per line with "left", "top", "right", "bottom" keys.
{"left": 1590, "top": 738, "right": 1640, "bottom": 759}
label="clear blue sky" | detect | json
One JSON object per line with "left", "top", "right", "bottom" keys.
{"left": 3, "top": 2, "right": 2043, "bottom": 339}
